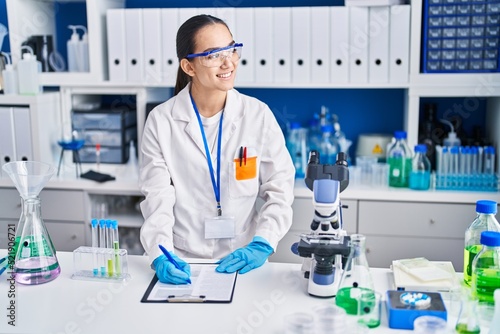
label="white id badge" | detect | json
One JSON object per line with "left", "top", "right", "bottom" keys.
{"left": 204, "top": 216, "right": 235, "bottom": 239}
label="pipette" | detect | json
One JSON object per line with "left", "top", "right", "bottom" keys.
{"left": 91, "top": 219, "right": 99, "bottom": 276}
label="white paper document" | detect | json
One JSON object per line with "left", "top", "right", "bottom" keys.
{"left": 141, "top": 264, "right": 237, "bottom": 303}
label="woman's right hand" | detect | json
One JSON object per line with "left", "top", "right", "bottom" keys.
{"left": 153, "top": 254, "right": 191, "bottom": 284}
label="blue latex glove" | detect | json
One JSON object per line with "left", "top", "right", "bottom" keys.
{"left": 153, "top": 253, "right": 191, "bottom": 284}
{"left": 216, "top": 236, "right": 274, "bottom": 274}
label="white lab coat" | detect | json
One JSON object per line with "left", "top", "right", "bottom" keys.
{"left": 140, "top": 84, "right": 295, "bottom": 263}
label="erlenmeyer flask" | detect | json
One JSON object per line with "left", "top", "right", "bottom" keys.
{"left": 2, "top": 161, "right": 60, "bottom": 285}
{"left": 455, "top": 294, "right": 481, "bottom": 334}
{"left": 335, "top": 234, "right": 375, "bottom": 315}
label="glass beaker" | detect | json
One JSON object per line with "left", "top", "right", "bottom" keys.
{"left": 455, "top": 296, "right": 481, "bottom": 334}
{"left": 2, "top": 161, "right": 61, "bottom": 285}
{"left": 335, "top": 234, "right": 375, "bottom": 315}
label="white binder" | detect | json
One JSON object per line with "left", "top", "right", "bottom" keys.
{"left": 106, "top": 9, "right": 127, "bottom": 82}
{"left": 389, "top": 5, "right": 411, "bottom": 83}
{"left": 161, "top": 8, "right": 179, "bottom": 86}
{"left": 273, "top": 7, "right": 292, "bottom": 83}
{"left": 311, "top": 7, "right": 330, "bottom": 83}
{"left": 0, "top": 107, "right": 16, "bottom": 164}
{"left": 125, "top": 9, "right": 144, "bottom": 82}
{"left": 216, "top": 7, "right": 236, "bottom": 36}
{"left": 254, "top": 7, "right": 273, "bottom": 83}
{"left": 349, "top": 6, "right": 369, "bottom": 83}
{"left": 13, "top": 107, "right": 33, "bottom": 162}
{"left": 330, "top": 7, "right": 350, "bottom": 84}
{"left": 368, "top": 6, "right": 390, "bottom": 83}
{"left": 235, "top": 7, "right": 255, "bottom": 84}
{"left": 143, "top": 8, "right": 162, "bottom": 85}
{"left": 291, "top": 7, "right": 311, "bottom": 83}
{"left": 178, "top": 8, "right": 198, "bottom": 27}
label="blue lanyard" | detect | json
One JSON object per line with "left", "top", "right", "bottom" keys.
{"left": 190, "top": 93, "right": 223, "bottom": 216}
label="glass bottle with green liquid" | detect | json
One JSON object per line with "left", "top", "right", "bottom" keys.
{"left": 463, "top": 200, "right": 500, "bottom": 286}
{"left": 471, "top": 231, "right": 500, "bottom": 305}
{"left": 387, "top": 131, "right": 412, "bottom": 188}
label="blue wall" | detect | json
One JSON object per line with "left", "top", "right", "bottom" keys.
{"left": 0, "top": 0, "right": 488, "bottom": 159}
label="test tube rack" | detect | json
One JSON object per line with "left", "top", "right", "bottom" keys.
{"left": 435, "top": 173, "right": 499, "bottom": 192}
{"left": 72, "top": 246, "right": 131, "bottom": 282}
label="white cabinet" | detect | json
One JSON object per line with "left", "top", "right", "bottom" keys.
{"left": 358, "top": 200, "right": 478, "bottom": 271}
{"left": 0, "top": 187, "right": 87, "bottom": 252}
{"left": 0, "top": 93, "right": 61, "bottom": 166}
{"left": 6, "top": 0, "right": 126, "bottom": 86}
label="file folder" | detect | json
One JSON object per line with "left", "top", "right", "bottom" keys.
{"left": 273, "top": 7, "right": 291, "bottom": 83}
{"left": 142, "top": 9, "right": 162, "bottom": 85}
{"left": 331, "top": 7, "right": 350, "bottom": 84}
{"left": 13, "top": 107, "right": 33, "bottom": 161}
{"left": 389, "top": 5, "right": 410, "bottom": 83}
{"left": 292, "top": 7, "right": 311, "bottom": 83}
{"left": 311, "top": 7, "right": 330, "bottom": 83}
{"left": 125, "top": 9, "right": 144, "bottom": 82}
{"left": 254, "top": 7, "right": 273, "bottom": 83}
{"left": 368, "top": 6, "right": 390, "bottom": 83}
{"left": 161, "top": 8, "right": 179, "bottom": 86}
{"left": 106, "top": 9, "right": 127, "bottom": 82}
{"left": 0, "top": 107, "right": 16, "bottom": 164}
{"left": 235, "top": 7, "right": 255, "bottom": 84}
{"left": 216, "top": 7, "right": 236, "bottom": 37}
{"left": 349, "top": 6, "right": 369, "bottom": 83}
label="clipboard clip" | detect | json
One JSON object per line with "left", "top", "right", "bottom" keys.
{"left": 167, "top": 294, "right": 207, "bottom": 303}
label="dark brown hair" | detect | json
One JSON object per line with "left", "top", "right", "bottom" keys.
{"left": 174, "top": 14, "right": 230, "bottom": 95}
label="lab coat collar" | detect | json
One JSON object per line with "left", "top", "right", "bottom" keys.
{"left": 173, "top": 83, "right": 242, "bottom": 157}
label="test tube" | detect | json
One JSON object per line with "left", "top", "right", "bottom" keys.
{"left": 91, "top": 219, "right": 98, "bottom": 276}
{"left": 112, "top": 220, "right": 121, "bottom": 276}
{"left": 484, "top": 146, "right": 496, "bottom": 174}
{"left": 96, "top": 143, "right": 101, "bottom": 171}
{"left": 106, "top": 220, "right": 114, "bottom": 277}
{"left": 99, "top": 219, "right": 106, "bottom": 276}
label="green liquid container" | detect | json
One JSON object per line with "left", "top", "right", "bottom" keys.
{"left": 464, "top": 200, "right": 500, "bottom": 286}
{"left": 387, "top": 131, "right": 412, "bottom": 188}
{"left": 471, "top": 231, "right": 500, "bottom": 304}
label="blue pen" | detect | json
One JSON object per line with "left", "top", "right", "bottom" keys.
{"left": 158, "top": 245, "right": 191, "bottom": 284}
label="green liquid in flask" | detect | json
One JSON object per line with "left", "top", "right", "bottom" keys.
{"left": 455, "top": 323, "right": 481, "bottom": 334}
{"left": 473, "top": 268, "right": 500, "bottom": 304}
{"left": 464, "top": 245, "right": 482, "bottom": 285}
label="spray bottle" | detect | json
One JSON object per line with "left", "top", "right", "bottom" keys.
{"left": 1, "top": 52, "right": 18, "bottom": 95}
{"left": 17, "top": 45, "right": 41, "bottom": 95}
{"left": 67, "top": 25, "right": 80, "bottom": 72}
{"left": 440, "top": 119, "right": 461, "bottom": 147}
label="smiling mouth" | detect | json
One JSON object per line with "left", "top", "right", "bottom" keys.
{"left": 217, "top": 72, "right": 232, "bottom": 78}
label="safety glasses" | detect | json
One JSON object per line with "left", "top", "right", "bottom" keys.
{"left": 186, "top": 43, "right": 243, "bottom": 68}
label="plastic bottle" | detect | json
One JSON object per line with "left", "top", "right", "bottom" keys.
{"left": 319, "top": 124, "right": 338, "bottom": 165}
{"left": 17, "top": 45, "right": 41, "bottom": 95}
{"left": 387, "top": 131, "right": 412, "bottom": 188}
{"left": 1, "top": 52, "right": 18, "bottom": 95}
{"left": 307, "top": 118, "right": 322, "bottom": 154}
{"left": 418, "top": 103, "right": 440, "bottom": 170}
{"left": 441, "top": 119, "right": 461, "bottom": 147}
{"left": 490, "top": 289, "right": 500, "bottom": 334}
{"left": 78, "top": 25, "right": 89, "bottom": 72}
{"left": 286, "top": 122, "right": 307, "bottom": 178}
{"left": 335, "top": 234, "right": 375, "bottom": 316}
{"left": 410, "top": 144, "right": 431, "bottom": 190}
{"left": 67, "top": 25, "right": 80, "bottom": 72}
{"left": 471, "top": 231, "right": 500, "bottom": 304}
{"left": 464, "top": 200, "right": 500, "bottom": 286}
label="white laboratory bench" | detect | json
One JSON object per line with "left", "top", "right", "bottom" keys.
{"left": 0, "top": 251, "right": 492, "bottom": 334}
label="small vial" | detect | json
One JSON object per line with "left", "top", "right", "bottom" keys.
{"left": 91, "top": 219, "right": 98, "bottom": 276}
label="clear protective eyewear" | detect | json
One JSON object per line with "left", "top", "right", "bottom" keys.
{"left": 186, "top": 43, "right": 243, "bottom": 67}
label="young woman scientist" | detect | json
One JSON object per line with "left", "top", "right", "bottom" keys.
{"left": 139, "top": 14, "right": 295, "bottom": 284}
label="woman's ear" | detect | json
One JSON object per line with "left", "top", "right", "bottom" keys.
{"left": 180, "top": 58, "right": 195, "bottom": 77}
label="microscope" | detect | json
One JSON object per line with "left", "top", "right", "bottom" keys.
{"left": 293, "top": 150, "right": 351, "bottom": 298}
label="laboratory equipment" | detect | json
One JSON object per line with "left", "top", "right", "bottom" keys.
{"left": 319, "top": 124, "right": 339, "bottom": 165}
{"left": 356, "top": 133, "right": 392, "bottom": 162}
{"left": 409, "top": 144, "right": 431, "bottom": 190}
{"left": 387, "top": 131, "right": 412, "bottom": 188}
{"left": 464, "top": 200, "right": 500, "bottom": 286}
{"left": 413, "top": 315, "right": 448, "bottom": 333}
{"left": 57, "top": 138, "right": 85, "bottom": 177}
{"left": 1, "top": 52, "right": 18, "bottom": 95}
{"left": 335, "top": 234, "right": 375, "bottom": 315}
{"left": 418, "top": 103, "right": 441, "bottom": 170}
{"left": 441, "top": 119, "right": 461, "bottom": 147}
{"left": 455, "top": 293, "right": 481, "bottom": 334}
{"left": 284, "top": 312, "right": 315, "bottom": 334}
{"left": 67, "top": 25, "right": 89, "bottom": 72}
{"left": 490, "top": 289, "right": 500, "bottom": 334}
{"left": 357, "top": 290, "right": 382, "bottom": 328}
{"left": 17, "top": 45, "right": 41, "bottom": 95}
{"left": 294, "top": 150, "right": 351, "bottom": 298}
{"left": 2, "top": 161, "right": 60, "bottom": 285}
{"left": 385, "top": 291, "right": 447, "bottom": 330}
{"left": 287, "top": 122, "right": 308, "bottom": 178}
{"left": 471, "top": 231, "right": 500, "bottom": 304}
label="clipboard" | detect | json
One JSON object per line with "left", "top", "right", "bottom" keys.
{"left": 140, "top": 264, "right": 238, "bottom": 303}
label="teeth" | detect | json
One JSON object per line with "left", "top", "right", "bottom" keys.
{"left": 217, "top": 72, "right": 231, "bottom": 78}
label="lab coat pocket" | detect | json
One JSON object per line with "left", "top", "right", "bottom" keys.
{"left": 229, "top": 158, "right": 259, "bottom": 199}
